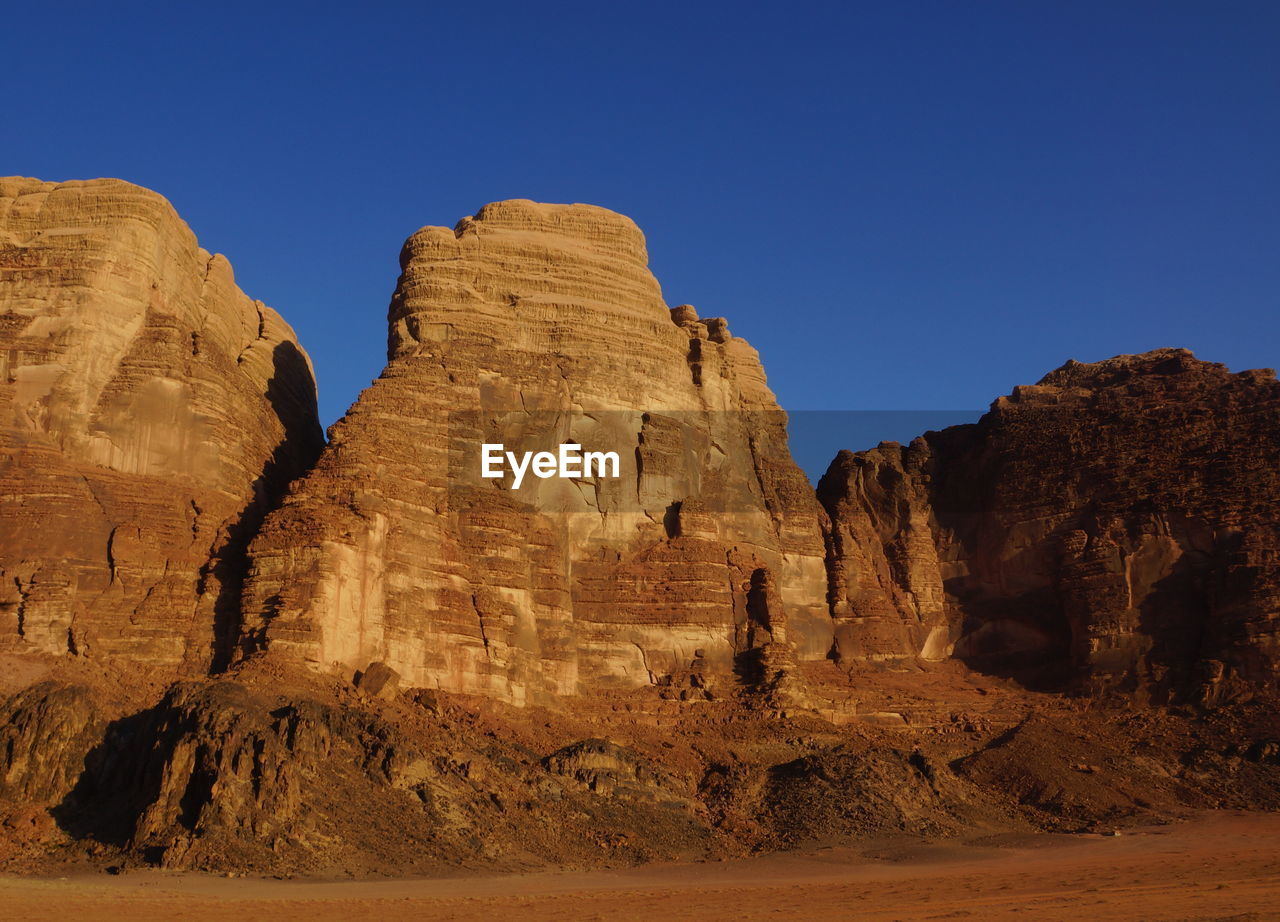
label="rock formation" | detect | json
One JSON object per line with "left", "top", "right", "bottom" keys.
{"left": 2, "top": 178, "right": 1280, "bottom": 879}
{"left": 818, "top": 349, "right": 1280, "bottom": 703}
{"left": 0, "top": 177, "right": 323, "bottom": 671}
{"left": 817, "top": 439, "right": 951, "bottom": 667}
{"left": 240, "top": 200, "right": 829, "bottom": 704}
{"left": 0, "top": 681, "right": 104, "bottom": 806}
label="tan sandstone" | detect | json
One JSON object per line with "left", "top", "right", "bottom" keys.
{"left": 0, "top": 177, "right": 323, "bottom": 671}
{"left": 240, "top": 200, "right": 830, "bottom": 704}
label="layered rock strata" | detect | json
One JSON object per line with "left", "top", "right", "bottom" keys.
{"left": 0, "top": 178, "right": 323, "bottom": 671}
{"left": 818, "top": 349, "right": 1280, "bottom": 702}
{"left": 241, "top": 200, "right": 830, "bottom": 703}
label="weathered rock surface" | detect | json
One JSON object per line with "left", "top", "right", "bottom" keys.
{"left": 56, "top": 679, "right": 440, "bottom": 872}
{"left": 0, "top": 681, "right": 103, "bottom": 805}
{"left": 819, "top": 349, "right": 1280, "bottom": 702}
{"left": 241, "top": 200, "right": 829, "bottom": 703}
{"left": 354, "top": 660, "right": 400, "bottom": 699}
{"left": 755, "top": 744, "right": 987, "bottom": 844}
{"left": 3, "top": 178, "right": 1280, "bottom": 879}
{"left": 543, "top": 738, "right": 689, "bottom": 806}
{"left": 818, "top": 440, "right": 951, "bottom": 667}
{"left": 1, "top": 671, "right": 720, "bottom": 875}
{"left": 0, "top": 177, "right": 323, "bottom": 670}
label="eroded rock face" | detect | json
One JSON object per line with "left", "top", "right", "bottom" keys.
{"left": 543, "top": 738, "right": 690, "bottom": 807}
{"left": 33, "top": 675, "right": 717, "bottom": 875}
{"left": 241, "top": 200, "right": 829, "bottom": 703}
{"left": 0, "top": 178, "right": 323, "bottom": 671}
{"left": 819, "top": 349, "right": 1280, "bottom": 702}
{"left": 817, "top": 441, "right": 950, "bottom": 666}
{"left": 85, "top": 680, "right": 430, "bottom": 870}
{"left": 0, "top": 681, "right": 103, "bottom": 805}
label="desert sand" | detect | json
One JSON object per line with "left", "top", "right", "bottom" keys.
{"left": 2, "top": 811, "right": 1276, "bottom": 921}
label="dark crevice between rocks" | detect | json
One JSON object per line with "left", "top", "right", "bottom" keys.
{"left": 206, "top": 341, "right": 324, "bottom": 674}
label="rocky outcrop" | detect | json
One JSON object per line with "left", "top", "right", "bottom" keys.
{"left": 241, "top": 200, "right": 829, "bottom": 704}
{"left": 20, "top": 674, "right": 717, "bottom": 875}
{"left": 819, "top": 349, "right": 1280, "bottom": 703}
{"left": 756, "top": 744, "right": 987, "bottom": 844}
{"left": 59, "top": 679, "right": 438, "bottom": 872}
{"left": 817, "top": 441, "right": 950, "bottom": 666}
{"left": 0, "top": 681, "right": 103, "bottom": 805}
{"left": 0, "top": 178, "right": 323, "bottom": 671}
{"left": 5, "top": 176, "right": 1280, "bottom": 880}
{"left": 543, "top": 738, "right": 691, "bottom": 807}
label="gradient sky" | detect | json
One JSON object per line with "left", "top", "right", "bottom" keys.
{"left": 7, "top": 2, "right": 1278, "bottom": 468}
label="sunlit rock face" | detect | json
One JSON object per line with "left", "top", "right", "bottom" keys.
{"left": 0, "top": 177, "right": 323, "bottom": 670}
{"left": 817, "top": 440, "right": 950, "bottom": 668}
{"left": 241, "top": 200, "right": 830, "bottom": 703}
{"left": 819, "top": 349, "right": 1280, "bottom": 704}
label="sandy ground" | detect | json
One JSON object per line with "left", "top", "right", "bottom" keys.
{"left": 2, "top": 811, "right": 1277, "bottom": 921}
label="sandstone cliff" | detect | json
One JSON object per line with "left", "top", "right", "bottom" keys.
{"left": 2, "top": 180, "right": 1280, "bottom": 879}
{"left": 240, "top": 200, "right": 830, "bottom": 704}
{"left": 0, "top": 177, "right": 323, "bottom": 671}
{"left": 818, "top": 348, "right": 1280, "bottom": 703}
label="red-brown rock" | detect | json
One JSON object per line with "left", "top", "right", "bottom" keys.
{"left": 0, "top": 178, "right": 323, "bottom": 671}
{"left": 819, "top": 349, "right": 1280, "bottom": 703}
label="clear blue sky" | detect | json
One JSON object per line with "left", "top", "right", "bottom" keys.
{"left": 8, "top": 2, "right": 1278, "bottom": 464}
